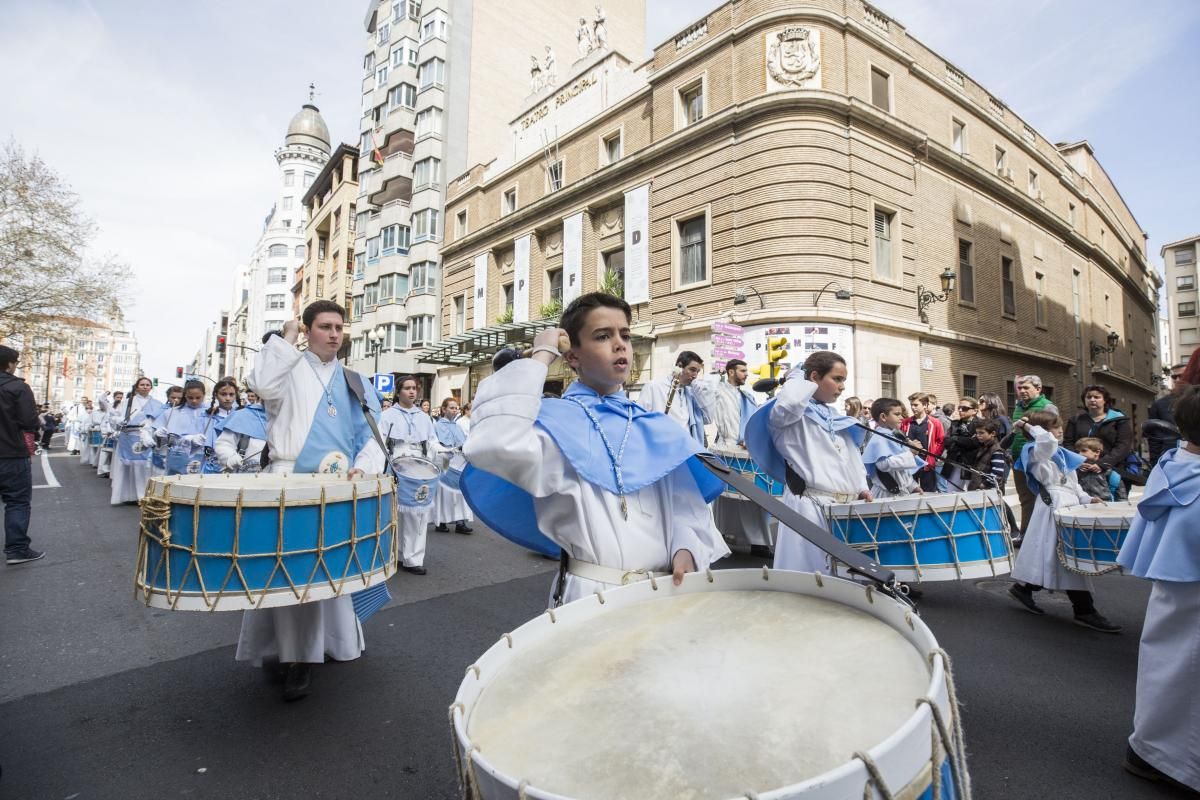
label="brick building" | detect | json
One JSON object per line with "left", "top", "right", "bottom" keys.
{"left": 429, "top": 0, "right": 1160, "bottom": 424}
{"left": 9, "top": 317, "right": 143, "bottom": 410}
{"left": 296, "top": 144, "right": 360, "bottom": 319}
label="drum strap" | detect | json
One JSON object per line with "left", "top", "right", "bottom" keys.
{"left": 343, "top": 369, "right": 394, "bottom": 477}
{"left": 551, "top": 550, "right": 569, "bottom": 608}
{"left": 784, "top": 463, "right": 807, "bottom": 496}
{"left": 236, "top": 433, "right": 250, "bottom": 456}
{"left": 697, "top": 453, "right": 903, "bottom": 594}
{"left": 876, "top": 468, "right": 903, "bottom": 496}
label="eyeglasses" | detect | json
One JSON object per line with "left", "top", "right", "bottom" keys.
{"left": 958, "top": 405, "right": 974, "bottom": 411}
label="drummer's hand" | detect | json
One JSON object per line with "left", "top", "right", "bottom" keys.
{"left": 1080, "top": 463, "right": 1101, "bottom": 473}
{"left": 671, "top": 549, "right": 697, "bottom": 586}
{"left": 223, "top": 453, "right": 243, "bottom": 471}
{"left": 531, "top": 327, "right": 568, "bottom": 365}
{"left": 282, "top": 320, "right": 300, "bottom": 344}
{"left": 1089, "top": 497, "right": 1105, "bottom": 504}
{"left": 858, "top": 490, "right": 873, "bottom": 502}
{"left": 347, "top": 468, "right": 366, "bottom": 480}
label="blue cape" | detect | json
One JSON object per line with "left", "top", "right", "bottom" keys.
{"left": 1117, "top": 448, "right": 1200, "bottom": 581}
{"left": 1014, "top": 441, "right": 1086, "bottom": 496}
{"left": 461, "top": 381, "right": 725, "bottom": 556}
{"left": 861, "top": 429, "right": 923, "bottom": 481}
{"left": 745, "top": 397, "right": 867, "bottom": 484}
{"left": 434, "top": 417, "right": 467, "bottom": 448}
{"left": 220, "top": 404, "right": 268, "bottom": 441}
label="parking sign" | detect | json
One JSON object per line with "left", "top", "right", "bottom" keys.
{"left": 373, "top": 373, "right": 394, "bottom": 395}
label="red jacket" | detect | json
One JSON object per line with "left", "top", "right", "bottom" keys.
{"left": 901, "top": 415, "right": 944, "bottom": 471}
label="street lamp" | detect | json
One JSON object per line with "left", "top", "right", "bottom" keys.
{"left": 917, "top": 268, "right": 957, "bottom": 323}
{"left": 811, "top": 281, "right": 852, "bottom": 306}
{"left": 366, "top": 326, "right": 386, "bottom": 374}
{"left": 1089, "top": 330, "right": 1121, "bottom": 359}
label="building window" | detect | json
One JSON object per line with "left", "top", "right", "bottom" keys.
{"left": 409, "top": 315, "right": 435, "bottom": 346}
{"left": 1180, "top": 301, "right": 1198, "bottom": 318}
{"left": 354, "top": 252, "right": 366, "bottom": 279}
{"left": 365, "top": 282, "right": 379, "bottom": 309}
{"left": 455, "top": 209, "right": 467, "bottom": 238}
{"left": 546, "top": 159, "right": 564, "bottom": 192}
{"left": 951, "top": 118, "right": 966, "bottom": 155}
{"left": 1068, "top": 203, "right": 1076, "bottom": 228}
{"left": 880, "top": 364, "right": 898, "bottom": 398}
{"left": 1035, "top": 272, "right": 1046, "bottom": 327}
{"left": 283, "top": 170, "right": 295, "bottom": 187}
{"left": 376, "top": 65, "right": 389, "bottom": 88}
{"left": 1176, "top": 249, "right": 1196, "bottom": 266}
{"left": 1005, "top": 380, "right": 1017, "bottom": 413}
{"left": 392, "top": 38, "right": 415, "bottom": 68}
{"left": 376, "top": 22, "right": 390, "bottom": 45}
{"left": 873, "top": 207, "right": 895, "bottom": 280}
{"left": 363, "top": 52, "right": 375, "bottom": 75}
{"left": 413, "top": 157, "right": 440, "bottom": 188}
{"left": 870, "top": 66, "right": 890, "bottom": 112}
{"left": 412, "top": 209, "right": 440, "bottom": 242}
{"left": 267, "top": 267, "right": 287, "bottom": 283}
{"left": 1181, "top": 328, "right": 1199, "bottom": 346}
{"left": 268, "top": 243, "right": 288, "bottom": 257}
{"left": 678, "top": 79, "right": 704, "bottom": 127}
{"left": 957, "top": 239, "right": 974, "bottom": 304}
{"left": 994, "top": 146, "right": 1006, "bottom": 174}
{"left": 351, "top": 296, "right": 363, "bottom": 321}
{"left": 418, "top": 58, "right": 445, "bottom": 89}
{"left": 381, "top": 224, "right": 411, "bottom": 254}
{"left": 389, "top": 83, "right": 416, "bottom": 110}
{"left": 295, "top": 244, "right": 306, "bottom": 259}
{"left": 677, "top": 214, "right": 707, "bottom": 287}
{"left": 962, "top": 374, "right": 978, "bottom": 399}
{"left": 367, "top": 236, "right": 381, "bottom": 261}
{"left": 408, "top": 0, "right": 421, "bottom": 19}
{"left": 386, "top": 323, "right": 409, "bottom": 351}
{"left": 1028, "top": 169, "right": 1039, "bottom": 196}
{"left": 502, "top": 187, "right": 518, "bottom": 215}
{"left": 603, "top": 249, "right": 625, "bottom": 289}
{"left": 453, "top": 294, "right": 465, "bottom": 334}
{"left": 602, "top": 130, "right": 622, "bottom": 165}
{"left": 1178, "top": 275, "right": 1196, "bottom": 291}
{"left": 415, "top": 107, "right": 442, "bottom": 138}
{"left": 502, "top": 283, "right": 514, "bottom": 314}
{"left": 1001, "top": 256, "right": 1016, "bottom": 317}
{"left": 411, "top": 261, "right": 437, "bottom": 294}
{"left": 421, "top": 10, "right": 447, "bottom": 41}
{"left": 547, "top": 268, "right": 563, "bottom": 304}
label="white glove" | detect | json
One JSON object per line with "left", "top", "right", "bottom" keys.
{"left": 184, "top": 434, "right": 207, "bottom": 447}
{"left": 222, "top": 452, "right": 243, "bottom": 471}
{"left": 153, "top": 429, "right": 170, "bottom": 445}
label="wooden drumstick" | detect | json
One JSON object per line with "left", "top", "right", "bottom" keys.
{"left": 558, "top": 332, "right": 571, "bottom": 354}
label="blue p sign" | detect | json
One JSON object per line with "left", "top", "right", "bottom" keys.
{"left": 373, "top": 373, "right": 394, "bottom": 394}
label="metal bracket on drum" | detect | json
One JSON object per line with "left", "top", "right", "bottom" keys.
{"left": 696, "top": 454, "right": 910, "bottom": 606}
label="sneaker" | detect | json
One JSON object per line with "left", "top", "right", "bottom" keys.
{"left": 282, "top": 663, "right": 312, "bottom": 702}
{"left": 401, "top": 565, "right": 427, "bottom": 575}
{"left": 1008, "top": 584, "right": 1045, "bottom": 615}
{"left": 6, "top": 549, "right": 46, "bottom": 566}
{"left": 1074, "top": 611, "right": 1122, "bottom": 634}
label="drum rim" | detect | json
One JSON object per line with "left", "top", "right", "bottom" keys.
{"left": 144, "top": 472, "right": 395, "bottom": 507}
{"left": 826, "top": 488, "right": 1004, "bottom": 515}
{"left": 390, "top": 454, "right": 442, "bottom": 480}
{"left": 451, "top": 569, "right": 951, "bottom": 799}
{"left": 1053, "top": 502, "right": 1138, "bottom": 526}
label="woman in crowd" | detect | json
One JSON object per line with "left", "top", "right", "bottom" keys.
{"left": 942, "top": 396, "right": 981, "bottom": 489}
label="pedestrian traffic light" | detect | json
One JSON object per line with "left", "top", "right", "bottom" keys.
{"left": 176, "top": 366, "right": 184, "bottom": 379}
{"left": 152, "top": 378, "right": 159, "bottom": 387}
{"left": 766, "top": 336, "right": 789, "bottom": 377}
{"left": 216, "top": 334, "right": 226, "bottom": 354}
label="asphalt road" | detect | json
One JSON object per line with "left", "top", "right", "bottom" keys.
{"left": 0, "top": 441, "right": 1192, "bottom": 800}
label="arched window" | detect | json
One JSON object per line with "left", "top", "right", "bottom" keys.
{"left": 268, "top": 244, "right": 288, "bottom": 257}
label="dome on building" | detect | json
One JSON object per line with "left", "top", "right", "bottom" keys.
{"left": 285, "top": 103, "right": 331, "bottom": 154}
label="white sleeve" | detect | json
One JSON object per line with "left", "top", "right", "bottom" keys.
{"left": 638, "top": 379, "right": 668, "bottom": 413}
{"left": 353, "top": 436, "right": 386, "bottom": 475}
{"left": 666, "top": 466, "right": 731, "bottom": 569}
{"left": 249, "top": 336, "right": 303, "bottom": 401}
{"left": 1025, "top": 425, "right": 1060, "bottom": 488}
{"left": 214, "top": 429, "right": 239, "bottom": 465}
{"left": 878, "top": 453, "right": 916, "bottom": 471}
{"left": 689, "top": 378, "right": 717, "bottom": 422}
{"left": 770, "top": 377, "right": 818, "bottom": 429}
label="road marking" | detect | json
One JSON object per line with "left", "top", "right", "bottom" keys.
{"left": 36, "top": 451, "right": 60, "bottom": 489}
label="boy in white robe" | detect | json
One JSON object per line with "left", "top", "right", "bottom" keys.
{"left": 78, "top": 399, "right": 104, "bottom": 467}
{"left": 1007, "top": 411, "right": 1120, "bottom": 632}
{"left": 96, "top": 391, "right": 124, "bottom": 477}
{"left": 462, "top": 292, "right": 729, "bottom": 606}
{"left": 379, "top": 376, "right": 438, "bottom": 575}
{"left": 861, "top": 398, "right": 925, "bottom": 498}
{"left": 235, "top": 301, "right": 386, "bottom": 701}
{"left": 1117, "top": 385, "right": 1200, "bottom": 792}
{"left": 638, "top": 350, "right": 712, "bottom": 446}
{"left": 745, "top": 351, "right": 870, "bottom": 575}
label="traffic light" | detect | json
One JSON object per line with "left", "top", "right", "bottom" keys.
{"left": 216, "top": 334, "right": 227, "bottom": 354}
{"left": 751, "top": 363, "right": 774, "bottom": 381}
{"left": 766, "top": 336, "right": 789, "bottom": 377}
{"left": 152, "top": 378, "right": 159, "bottom": 387}
{"left": 176, "top": 366, "right": 184, "bottom": 379}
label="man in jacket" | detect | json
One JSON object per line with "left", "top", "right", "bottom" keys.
{"left": 0, "top": 345, "right": 45, "bottom": 565}
{"left": 1010, "top": 375, "right": 1059, "bottom": 538}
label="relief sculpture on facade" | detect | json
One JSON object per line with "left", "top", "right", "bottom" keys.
{"left": 766, "top": 26, "right": 821, "bottom": 91}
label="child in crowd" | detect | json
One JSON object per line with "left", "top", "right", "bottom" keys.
{"left": 902, "top": 392, "right": 944, "bottom": 493}
{"left": 1008, "top": 410, "right": 1121, "bottom": 633}
{"left": 462, "top": 292, "right": 729, "bottom": 606}
{"left": 1074, "top": 437, "right": 1123, "bottom": 501}
{"left": 861, "top": 398, "right": 924, "bottom": 497}
{"left": 968, "top": 419, "right": 1010, "bottom": 492}
{"left": 1117, "top": 385, "right": 1200, "bottom": 792}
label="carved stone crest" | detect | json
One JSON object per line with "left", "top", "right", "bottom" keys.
{"left": 766, "top": 26, "right": 821, "bottom": 91}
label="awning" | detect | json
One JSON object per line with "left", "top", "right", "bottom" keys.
{"left": 414, "top": 319, "right": 560, "bottom": 367}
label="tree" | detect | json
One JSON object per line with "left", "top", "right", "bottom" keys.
{"left": 0, "top": 141, "right": 129, "bottom": 341}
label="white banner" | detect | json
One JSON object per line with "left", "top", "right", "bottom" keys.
{"left": 624, "top": 183, "right": 650, "bottom": 305}
{"left": 562, "top": 212, "right": 583, "bottom": 305}
{"left": 514, "top": 234, "right": 531, "bottom": 323}
{"left": 473, "top": 253, "right": 488, "bottom": 329}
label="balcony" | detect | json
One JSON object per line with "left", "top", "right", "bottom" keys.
{"left": 369, "top": 175, "right": 413, "bottom": 206}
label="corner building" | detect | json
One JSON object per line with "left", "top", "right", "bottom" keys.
{"left": 435, "top": 0, "right": 1161, "bottom": 423}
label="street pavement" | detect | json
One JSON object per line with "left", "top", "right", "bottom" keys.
{"left": 0, "top": 442, "right": 1193, "bottom": 800}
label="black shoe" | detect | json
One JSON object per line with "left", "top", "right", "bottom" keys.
{"left": 262, "top": 657, "right": 287, "bottom": 685}
{"left": 434, "top": 524, "right": 449, "bottom": 533}
{"left": 454, "top": 523, "right": 473, "bottom": 534}
{"left": 1008, "top": 584, "right": 1045, "bottom": 615}
{"left": 6, "top": 549, "right": 45, "bottom": 566}
{"left": 401, "top": 565, "right": 427, "bottom": 575}
{"left": 1074, "top": 611, "right": 1122, "bottom": 634}
{"left": 749, "top": 545, "right": 774, "bottom": 559}
{"left": 1123, "top": 745, "right": 1191, "bottom": 789}
{"left": 282, "top": 663, "right": 312, "bottom": 701}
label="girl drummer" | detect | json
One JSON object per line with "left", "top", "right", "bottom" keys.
{"left": 433, "top": 397, "right": 473, "bottom": 535}
{"left": 380, "top": 375, "right": 439, "bottom": 576}
{"left": 142, "top": 379, "right": 210, "bottom": 477}
{"left": 201, "top": 378, "right": 240, "bottom": 474}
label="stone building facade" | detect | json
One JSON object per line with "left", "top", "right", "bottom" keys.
{"left": 296, "top": 144, "right": 360, "bottom": 319}
{"left": 434, "top": 0, "right": 1160, "bottom": 423}
{"left": 10, "top": 318, "right": 142, "bottom": 410}
{"left": 1162, "top": 234, "right": 1199, "bottom": 368}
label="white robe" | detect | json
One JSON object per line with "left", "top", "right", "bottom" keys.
{"left": 434, "top": 417, "right": 473, "bottom": 525}
{"left": 1010, "top": 426, "right": 1094, "bottom": 591}
{"left": 65, "top": 403, "right": 86, "bottom": 452}
{"left": 464, "top": 359, "right": 730, "bottom": 606}
{"left": 213, "top": 428, "right": 266, "bottom": 471}
{"left": 110, "top": 395, "right": 153, "bottom": 504}
{"left": 381, "top": 404, "right": 438, "bottom": 567}
{"left": 79, "top": 409, "right": 105, "bottom": 466}
{"left": 96, "top": 406, "right": 122, "bottom": 477}
{"left": 637, "top": 375, "right": 713, "bottom": 439}
{"left": 768, "top": 379, "right": 868, "bottom": 575}
{"left": 234, "top": 337, "right": 385, "bottom": 666}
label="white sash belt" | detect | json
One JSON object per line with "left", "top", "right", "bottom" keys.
{"left": 805, "top": 488, "right": 857, "bottom": 503}
{"left": 567, "top": 557, "right": 664, "bottom": 586}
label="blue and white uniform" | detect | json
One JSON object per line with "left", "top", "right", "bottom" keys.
{"left": 709, "top": 378, "right": 772, "bottom": 550}
{"left": 142, "top": 404, "right": 210, "bottom": 477}
{"left": 380, "top": 404, "right": 439, "bottom": 568}
{"left": 235, "top": 335, "right": 385, "bottom": 667}
{"left": 433, "top": 414, "right": 473, "bottom": 527}
{"left": 110, "top": 392, "right": 165, "bottom": 504}
{"left": 1118, "top": 447, "right": 1200, "bottom": 792}
{"left": 862, "top": 428, "right": 924, "bottom": 497}
{"left": 213, "top": 403, "right": 268, "bottom": 472}
{"left": 79, "top": 407, "right": 106, "bottom": 467}
{"left": 200, "top": 407, "right": 234, "bottom": 474}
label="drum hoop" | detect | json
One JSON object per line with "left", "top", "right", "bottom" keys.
{"left": 826, "top": 488, "right": 1002, "bottom": 516}
{"left": 143, "top": 473, "right": 394, "bottom": 508}
{"left": 391, "top": 454, "right": 442, "bottom": 479}
{"left": 451, "top": 569, "right": 954, "bottom": 799}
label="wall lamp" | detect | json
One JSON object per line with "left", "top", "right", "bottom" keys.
{"left": 917, "top": 268, "right": 957, "bottom": 323}
{"left": 812, "top": 281, "right": 852, "bottom": 306}
{"left": 1089, "top": 330, "right": 1121, "bottom": 359}
{"left": 733, "top": 286, "right": 765, "bottom": 309}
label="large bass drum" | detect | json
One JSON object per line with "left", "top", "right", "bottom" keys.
{"left": 451, "top": 569, "right": 970, "bottom": 799}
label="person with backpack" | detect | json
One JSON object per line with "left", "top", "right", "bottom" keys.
{"left": 0, "top": 345, "right": 45, "bottom": 565}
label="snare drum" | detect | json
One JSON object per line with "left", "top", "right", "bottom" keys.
{"left": 451, "top": 569, "right": 968, "bottom": 799}
{"left": 390, "top": 455, "right": 440, "bottom": 509}
{"left": 100, "top": 434, "right": 116, "bottom": 454}
{"left": 118, "top": 428, "right": 148, "bottom": 462}
{"left": 88, "top": 428, "right": 102, "bottom": 447}
{"left": 1054, "top": 501, "right": 1137, "bottom": 576}
{"left": 135, "top": 473, "right": 398, "bottom": 611}
{"left": 825, "top": 490, "right": 1013, "bottom": 583}
{"left": 440, "top": 452, "right": 465, "bottom": 492}
{"left": 709, "top": 444, "right": 785, "bottom": 499}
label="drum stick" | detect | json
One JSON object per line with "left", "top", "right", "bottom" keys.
{"left": 851, "top": 422, "right": 989, "bottom": 492}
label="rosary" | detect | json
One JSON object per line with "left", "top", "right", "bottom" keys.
{"left": 567, "top": 396, "right": 634, "bottom": 519}
{"left": 306, "top": 358, "right": 338, "bottom": 417}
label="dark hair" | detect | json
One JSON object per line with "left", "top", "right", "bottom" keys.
{"left": 1080, "top": 384, "right": 1114, "bottom": 409}
{"left": 1175, "top": 384, "right": 1200, "bottom": 443}
{"left": 302, "top": 300, "right": 346, "bottom": 329}
{"left": 397, "top": 374, "right": 420, "bottom": 391}
{"left": 167, "top": 385, "right": 183, "bottom": 395}
{"left": 871, "top": 397, "right": 904, "bottom": 421}
{"left": 724, "top": 358, "right": 746, "bottom": 373}
{"left": 803, "top": 350, "right": 845, "bottom": 380}
{"left": 182, "top": 379, "right": 205, "bottom": 397}
{"left": 560, "top": 292, "right": 632, "bottom": 346}
{"left": 942, "top": 403, "right": 955, "bottom": 417}
{"left": 261, "top": 331, "right": 280, "bottom": 345}
{"left": 976, "top": 419, "right": 1001, "bottom": 436}
{"left": 1075, "top": 436, "right": 1104, "bottom": 454}
{"left": 0, "top": 344, "right": 20, "bottom": 368}
{"left": 978, "top": 392, "right": 1007, "bottom": 418}
{"left": 1024, "top": 410, "right": 1061, "bottom": 430}
{"left": 209, "top": 378, "right": 240, "bottom": 415}
{"left": 675, "top": 350, "right": 703, "bottom": 369}
{"left": 491, "top": 347, "right": 522, "bottom": 371}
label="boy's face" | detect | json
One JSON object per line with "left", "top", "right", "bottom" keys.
{"left": 1049, "top": 425, "right": 1064, "bottom": 443}
{"left": 1079, "top": 447, "right": 1101, "bottom": 462}
{"left": 909, "top": 399, "right": 926, "bottom": 417}
{"left": 975, "top": 429, "right": 995, "bottom": 445}
{"left": 565, "top": 306, "right": 631, "bottom": 391}
{"left": 678, "top": 359, "right": 703, "bottom": 387}
{"left": 809, "top": 362, "right": 847, "bottom": 403}
{"left": 877, "top": 406, "right": 905, "bottom": 430}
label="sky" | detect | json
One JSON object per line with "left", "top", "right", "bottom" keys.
{"left": 2, "top": 0, "right": 1198, "bottom": 381}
